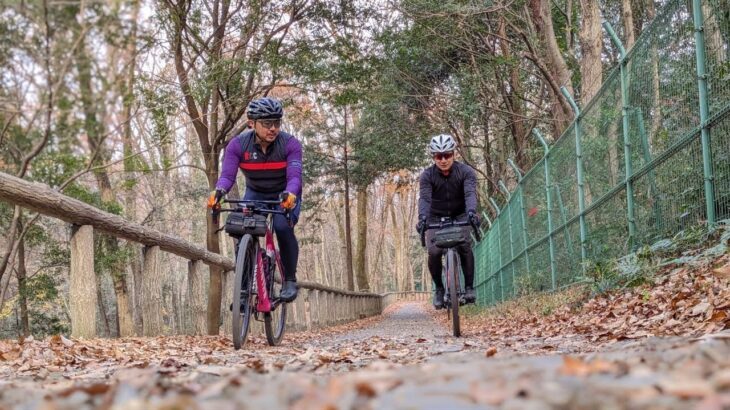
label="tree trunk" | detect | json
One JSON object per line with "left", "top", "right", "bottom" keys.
{"left": 342, "top": 109, "right": 355, "bottom": 291}
{"left": 0, "top": 206, "right": 21, "bottom": 292}
{"left": 579, "top": 0, "right": 603, "bottom": 103}
{"left": 622, "top": 0, "right": 636, "bottom": 48}
{"left": 647, "top": 0, "right": 661, "bottom": 149}
{"left": 498, "top": 17, "right": 529, "bottom": 169}
{"left": 528, "top": 0, "right": 574, "bottom": 132}
{"left": 16, "top": 222, "right": 29, "bottom": 338}
{"left": 355, "top": 186, "right": 370, "bottom": 291}
{"left": 389, "top": 193, "right": 402, "bottom": 291}
{"left": 121, "top": 0, "right": 141, "bottom": 337}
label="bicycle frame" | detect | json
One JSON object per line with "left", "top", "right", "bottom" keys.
{"left": 443, "top": 249, "right": 462, "bottom": 301}
{"left": 255, "top": 222, "right": 283, "bottom": 313}
{"left": 214, "top": 199, "right": 290, "bottom": 313}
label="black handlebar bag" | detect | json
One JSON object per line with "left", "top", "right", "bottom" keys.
{"left": 431, "top": 226, "right": 467, "bottom": 249}
{"left": 225, "top": 213, "right": 267, "bottom": 237}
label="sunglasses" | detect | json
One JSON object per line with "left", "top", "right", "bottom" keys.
{"left": 433, "top": 152, "right": 454, "bottom": 161}
{"left": 257, "top": 119, "right": 282, "bottom": 129}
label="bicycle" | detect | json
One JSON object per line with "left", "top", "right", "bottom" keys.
{"left": 213, "top": 199, "right": 289, "bottom": 349}
{"left": 420, "top": 217, "right": 481, "bottom": 337}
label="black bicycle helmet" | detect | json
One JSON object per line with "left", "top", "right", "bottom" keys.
{"left": 247, "top": 97, "right": 283, "bottom": 120}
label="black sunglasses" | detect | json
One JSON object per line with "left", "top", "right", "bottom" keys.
{"left": 433, "top": 152, "right": 454, "bottom": 161}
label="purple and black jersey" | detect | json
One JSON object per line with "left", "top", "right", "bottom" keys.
{"left": 217, "top": 130, "right": 303, "bottom": 196}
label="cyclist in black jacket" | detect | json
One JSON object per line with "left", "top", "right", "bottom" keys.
{"left": 416, "top": 134, "right": 480, "bottom": 309}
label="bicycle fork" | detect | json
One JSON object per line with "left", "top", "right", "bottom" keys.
{"left": 255, "top": 245, "right": 271, "bottom": 313}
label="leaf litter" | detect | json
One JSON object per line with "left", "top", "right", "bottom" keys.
{"left": 0, "top": 240, "right": 728, "bottom": 408}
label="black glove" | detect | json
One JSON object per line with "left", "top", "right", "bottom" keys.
{"left": 468, "top": 210, "right": 480, "bottom": 227}
{"left": 416, "top": 216, "right": 427, "bottom": 234}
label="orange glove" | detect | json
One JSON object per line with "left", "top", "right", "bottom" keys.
{"left": 279, "top": 191, "right": 297, "bottom": 210}
{"left": 207, "top": 189, "right": 225, "bottom": 209}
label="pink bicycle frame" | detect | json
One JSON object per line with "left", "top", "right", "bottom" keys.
{"left": 255, "top": 228, "right": 283, "bottom": 312}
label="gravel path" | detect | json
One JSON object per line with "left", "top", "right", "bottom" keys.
{"left": 1, "top": 302, "right": 729, "bottom": 409}
{"left": 326, "top": 301, "right": 449, "bottom": 343}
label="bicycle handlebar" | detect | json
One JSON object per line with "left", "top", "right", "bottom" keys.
{"left": 211, "top": 199, "right": 291, "bottom": 225}
{"left": 419, "top": 219, "right": 482, "bottom": 247}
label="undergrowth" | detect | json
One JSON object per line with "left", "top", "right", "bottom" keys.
{"left": 579, "top": 221, "right": 730, "bottom": 296}
{"left": 474, "top": 220, "right": 730, "bottom": 318}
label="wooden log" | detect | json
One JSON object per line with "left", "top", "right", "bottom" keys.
{"left": 0, "top": 172, "right": 375, "bottom": 309}
{"left": 187, "top": 260, "right": 207, "bottom": 335}
{"left": 69, "top": 225, "right": 97, "bottom": 338}
{"left": 141, "top": 245, "right": 164, "bottom": 336}
{"left": 0, "top": 172, "right": 234, "bottom": 270}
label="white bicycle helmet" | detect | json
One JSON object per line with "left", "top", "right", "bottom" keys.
{"left": 429, "top": 134, "right": 457, "bottom": 154}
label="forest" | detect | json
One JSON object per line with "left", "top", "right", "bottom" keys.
{"left": 1, "top": 0, "right": 725, "bottom": 338}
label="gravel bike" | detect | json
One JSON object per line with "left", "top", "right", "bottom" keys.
{"left": 213, "top": 199, "right": 289, "bottom": 349}
{"left": 420, "top": 217, "right": 481, "bottom": 337}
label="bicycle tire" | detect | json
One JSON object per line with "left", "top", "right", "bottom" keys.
{"left": 232, "top": 235, "right": 256, "bottom": 350}
{"left": 446, "top": 249, "right": 461, "bottom": 337}
{"left": 264, "top": 254, "right": 287, "bottom": 346}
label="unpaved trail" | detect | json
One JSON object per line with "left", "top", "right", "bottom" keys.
{"left": 1, "top": 302, "right": 729, "bottom": 409}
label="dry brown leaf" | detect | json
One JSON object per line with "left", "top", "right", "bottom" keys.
{"left": 712, "top": 264, "right": 730, "bottom": 280}
{"left": 485, "top": 347, "right": 498, "bottom": 357}
{"left": 659, "top": 378, "right": 715, "bottom": 399}
{"left": 692, "top": 302, "right": 713, "bottom": 316}
{"left": 560, "top": 356, "right": 617, "bottom": 376}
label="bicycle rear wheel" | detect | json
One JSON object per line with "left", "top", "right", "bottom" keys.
{"left": 232, "top": 235, "right": 256, "bottom": 350}
{"left": 264, "top": 254, "right": 287, "bottom": 346}
{"left": 446, "top": 249, "right": 461, "bottom": 337}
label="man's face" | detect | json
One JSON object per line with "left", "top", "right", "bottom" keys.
{"left": 433, "top": 151, "right": 455, "bottom": 172}
{"left": 249, "top": 118, "right": 282, "bottom": 143}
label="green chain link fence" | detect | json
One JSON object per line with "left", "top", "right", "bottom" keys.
{"left": 474, "top": 0, "right": 730, "bottom": 306}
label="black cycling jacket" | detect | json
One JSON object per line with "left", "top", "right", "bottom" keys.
{"left": 418, "top": 161, "right": 478, "bottom": 220}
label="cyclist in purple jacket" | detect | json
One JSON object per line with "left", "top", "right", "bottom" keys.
{"left": 208, "top": 97, "right": 303, "bottom": 302}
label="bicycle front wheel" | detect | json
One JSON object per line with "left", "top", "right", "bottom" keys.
{"left": 264, "top": 254, "right": 287, "bottom": 346}
{"left": 232, "top": 235, "right": 256, "bottom": 350}
{"left": 446, "top": 249, "right": 461, "bottom": 337}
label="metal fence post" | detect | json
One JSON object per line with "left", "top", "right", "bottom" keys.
{"left": 481, "top": 211, "right": 493, "bottom": 305}
{"left": 489, "top": 197, "right": 504, "bottom": 301}
{"left": 508, "top": 159, "right": 531, "bottom": 281}
{"left": 499, "top": 180, "right": 516, "bottom": 296}
{"left": 692, "top": 0, "right": 717, "bottom": 228}
{"left": 533, "top": 129, "right": 557, "bottom": 290}
{"left": 561, "top": 86, "right": 588, "bottom": 271}
{"left": 605, "top": 22, "right": 638, "bottom": 249}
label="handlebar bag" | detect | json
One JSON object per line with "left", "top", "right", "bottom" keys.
{"left": 432, "top": 226, "right": 467, "bottom": 249}
{"left": 225, "top": 212, "right": 267, "bottom": 237}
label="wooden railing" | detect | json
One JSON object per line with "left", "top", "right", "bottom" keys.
{"left": 0, "top": 172, "right": 428, "bottom": 338}
{"left": 381, "top": 291, "right": 430, "bottom": 310}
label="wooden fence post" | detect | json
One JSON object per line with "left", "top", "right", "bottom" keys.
{"left": 310, "top": 290, "right": 320, "bottom": 329}
{"left": 187, "top": 260, "right": 207, "bottom": 335}
{"left": 69, "top": 225, "right": 97, "bottom": 338}
{"left": 141, "top": 245, "right": 164, "bottom": 336}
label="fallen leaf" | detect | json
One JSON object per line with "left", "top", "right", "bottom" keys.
{"left": 659, "top": 378, "right": 714, "bottom": 399}
{"left": 692, "top": 302, "right": 712, "bottom": 316}
{"left": 485, "top": 347, "right": 498, "bottom": 357}
{"left": 559, "top": 356, "right": 617, "bottom": 376}
{"left": 713, "top": 264, "right": 730, "bottom": 279}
